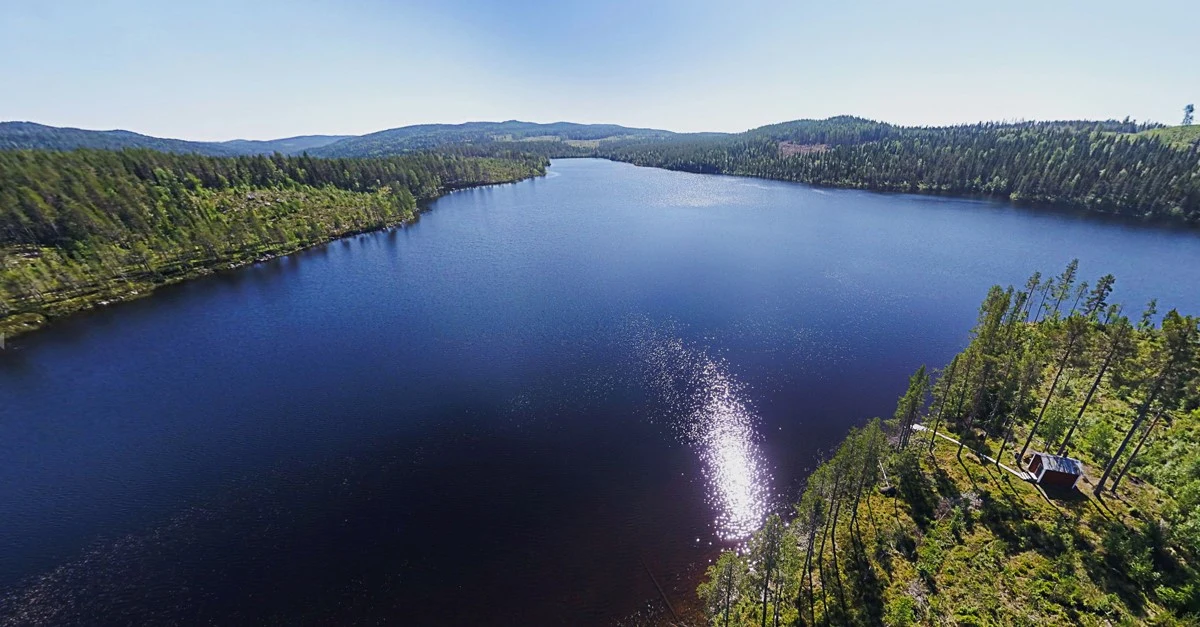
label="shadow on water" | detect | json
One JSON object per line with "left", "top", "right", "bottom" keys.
{"left": 0, "top": 396, "right": 690, "bottom": 625}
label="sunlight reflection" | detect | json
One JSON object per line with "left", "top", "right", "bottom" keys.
{"left": 636, "top": 326, "right": 771, "bottom": 541}
{"left": 692, "top": 358, "right": 770, "bottom": 539}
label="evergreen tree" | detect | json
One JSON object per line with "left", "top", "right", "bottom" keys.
{"left": 1096, "top": 311, "right": 1200, "bottom": 494}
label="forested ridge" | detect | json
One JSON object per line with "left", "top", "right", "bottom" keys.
{"left": 308, "top": 120, "right": 675, "bottom": 158}
{"left": 384, "top": 116, "right": 1200, "bottom": 223}
{"left": 0, "top": 120, "right": 671, "bottom": 158}
{"left": 593, "top": 118, "right": 1200, "bottom": 223}
{"left": 0, "top": 149, "right": 547, "bottom": 336}
{"left": 4, "top": 114, "right": 1199, "bottom": 339}
{"left": 0, "top": 122, "right": 350, "bottom": 156}
{"left": 698, "top": 264, "right": 1200, "bottom": 626}
{"left": 0, "top": 122, "right": 247, "bottom": 156}
{"left": 9, "top": 116, "right": 1199, "bottom": 223}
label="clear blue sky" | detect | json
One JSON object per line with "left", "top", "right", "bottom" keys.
{"left": 1, "top": 0, "right": 1194, "bottom": 140}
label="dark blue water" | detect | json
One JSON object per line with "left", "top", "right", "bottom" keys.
{"left": 2, "top": 159, "right": 1198, "bottom": 624}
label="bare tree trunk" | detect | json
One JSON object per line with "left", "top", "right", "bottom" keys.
{"left": 957, "top": 421, "right": 974, "bottom": 462}
{"left": 951, "top": 352, "right": 976, "bottom": 446}
{"left": 901, "top": 399, "right": 920, "bottom": 449}
{"left": 1066, "top": 282, "right": 1088, "bottom": 318}
{"left": 928, "top": 356, "right": 959, "bottom": 454}
{"left": 1113, "top": 407, "right": 1165, "bottom": 491}
{"left": 1019, "top": 330, "right": 1081, "bottom": 464}
{"left": 772, "top": 585, "right": 782, "bottom": 627}
{"left": 1032, "top": 282, "right": 1054, "bottom": 323}
{"left": 802, "top": 523, "right": 817, "bottom": 626}
{"left": 850, "top": 447, "right": 875, "bottom": 533}
{"left": 983, "top": 302, "right": 1031, "bottom": 442}
{"left": 1095, "top": 371, "right": 1166, "bottom": 495}
{"left": 996, "top": 415, "right": 1017, "bottom": 468}
{"left": 1020, "top": 283, "right": 1038, "bottom": 321}
{"left": 997, "top": 355, "right": 1037, "bottom": 466}
{"left": 1058, "top": 344, "right": 1116, "bottom": 456}
{"left": 828, "top": 496, "right": 848, "bottom": 620}
{"left": 722, "top": 561, "right": 733, "bottom": 627}
{"left": 760, "top": 564, "right": 772, "bottom": 627}
{"left": 983, "top": 358, "right": 1016, "bottom": 439}
{"left": 816, "top": 509, "right": 832, "bottom": 623}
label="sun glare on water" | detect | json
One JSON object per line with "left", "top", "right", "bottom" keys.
{"left": 691, "top": 358, "right": 771, "bottom": 540}
{"left": 637, "top": 326, "right": 771, "bottom": 541}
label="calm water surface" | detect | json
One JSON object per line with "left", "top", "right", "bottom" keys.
{"left": 2, "top": 159, "right": 1199, "bottom": 624}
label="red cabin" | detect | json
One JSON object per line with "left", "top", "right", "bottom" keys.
{"left": 1027, "top": 452, "right": 1084, "bottom": 489}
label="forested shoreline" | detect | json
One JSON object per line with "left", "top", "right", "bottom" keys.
{"left": 417, "top": 117, "right": 1200, "bottom": 224}
{"left": 592, "top": 119, "right": 1200, "bottom": 223}
{"left": 0, "top": 149, "right": 547, "bottom": 337}
{"left": 8, "top": 116, "right": 1199, "bottom": 224}
{"left": 699, "top": 264, "right": 1200, "bottom": 626}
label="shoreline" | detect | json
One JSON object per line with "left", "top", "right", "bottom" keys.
{"left": 587, "top": 157, "right": 1200, "bottom": 231}
{"left": 0, "top": 174, "right": 543, "bottom": 343}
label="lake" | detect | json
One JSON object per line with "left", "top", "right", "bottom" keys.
{"left": 2, "top": 158, "right": 1199, "bottom": 625}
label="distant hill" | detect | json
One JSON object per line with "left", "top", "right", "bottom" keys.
{"left": 0, "top": 120, "right": 682, "bottom": 158}
{"left": 0, "top": 122, "right": 352, "bottom": 156}
{"left": 744, "top": 115, "right": 901, "bottom": 144}
{"left": 742, "top": 116, "right": 1160, "bottom": 144}
{"left": 0, "top": 121, "right": 243, "bottom": 156}
{"left": 219, "top": 135, "right": 353, "bottom": 155}
{"left": 310, "top": 120, "right": 678, "bottom": 158}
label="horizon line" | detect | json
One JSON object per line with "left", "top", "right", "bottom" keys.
{"left": 0, "top": 113, "right": 1181, "bottom": 144}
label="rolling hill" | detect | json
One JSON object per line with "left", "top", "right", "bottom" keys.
{"left": 0, "top": 121, "right": 244, "bottom": 156}
{"left": 218, "top": 135, "right": 353, "bottom": 155}
{"left": 0, "top": 120, "right": 685, "bottom": 158}
{"left": 0, "top": 122, "right": 350, "bottom": 156}
{"left": 308, "top": 120, "right": 679, "bottom": 158}
{"left": 3, "top": 118, "right": 1196, "bottom": 224}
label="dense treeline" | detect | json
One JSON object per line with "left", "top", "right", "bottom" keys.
{"left": 0, "top": 149, "right": 545, "bottom": 246}
{"left": 597, "top": 118, "right": 1200, "bottom": 223}
{"left": 0, "top": 119, "right": 675, "bottom": 158}
{"left": 11, "top": 117, "right": 1197, "bottom": 223}
{"left": 0, "top": 149, "right": 546, "bottom": 335}
{"left": 437, "top": 140, "right": 594, "bottom": 160}
{"left": 702, "top": 264, "right": 1200, "bottom": 625}
{"left": 744, "top": 117, "right": 1163, "bottom": 146}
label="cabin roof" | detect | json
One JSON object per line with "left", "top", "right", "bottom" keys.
{"left": 1033, "top": 452, "right": 1084, "bottom": 476}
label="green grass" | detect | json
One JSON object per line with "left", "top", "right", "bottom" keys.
{"left": 1138, "top": 125, "right": 1200, "bottom": 148}
{"left": 804, "top": 435, "right": 1196, "bottom": 626}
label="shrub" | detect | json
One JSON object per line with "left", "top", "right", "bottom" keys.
{"left": 884, "top": 595, "right": 917, "bottom": 626}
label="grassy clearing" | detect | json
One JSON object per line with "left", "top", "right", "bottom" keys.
{"left": 1137, "top": 126, "right": 1200, "bottom": 148}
